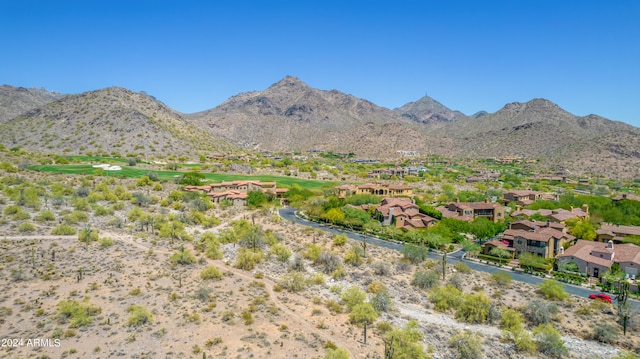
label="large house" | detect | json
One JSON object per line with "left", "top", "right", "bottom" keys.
{"left": 335, "top": 183, "right": 413, "bottom": 199}
{"left": 483, "top": 220, "right": 574, "bottom": 259}
{"left": 510, "top": 205, "right": 589, "bottom": 223}
{"left": 184, "top": 180, "right": 288, "bottom": 205}
{"left": 596, "top": 224, "right": 640, "bottom": 243}
{"left": 436, "top": 199, "right": 506, "bottom": 222}
{"left": 557, "top": 240, "right": 640, "bottom": 278}
{"left": 503, "top": 190, "right": 556, "bottom": 206}
{"left": 374, "top": 197, "right": 438, "bottom": 229}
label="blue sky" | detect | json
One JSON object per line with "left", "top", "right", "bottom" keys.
{"left": 1, "top": 1, "right": 639, "bottom": 126}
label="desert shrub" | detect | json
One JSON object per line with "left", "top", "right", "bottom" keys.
{"left": 35, "top": 209, "right": 56, "bottom": 222}
{"left": 18, "top": 222, "right": 35, "bottom": 233}
{"left": 383, "top": 321, "right": 430, "bottom": 359}
{"left": 234, "top": 248, "right": 264, "bottom": 270}
{"left": 341, "top": 286, "right": 366, "bottom": 311}
{"left": 279, "top": 271, "right": 308, "bottom": 293}
{"left": 500, "top": 307, "right": 524, "bottom": 332}
{"left": 344, "top": 246, "right": 364, "bottom": 266}
{"left": 51, "top": 224, "right": 76, "bottom": 235}
{"left": 333, "top": 234, "right": 348, "bottom": 246}
{"left": 170, "top": 248, "right": 196, "bottom": 265}
{"left": 289, "top": 254, "right": 306, "bottom": 272}
{"left": 325, "top": 347, "right": 349, "bottom": 359}
{"left": 591, "top": 323, "right": 618, "bottom": 343}
{"left": 429, "top": 285, "right": 463, "bottom": 312}
{"left": 454, "top": 262, "right": 472, "bottom": 272}
{"left": 367, "top": 280, "right": 386, "bottom": 294}
{"left": 456, "top": 292, "right": 491, "bottom": 324}
{"left": 269, "top": 242, "right": 292, "bottom": 262}
{"left": 411, "top": 270, "right": 439, "bottom": 289}
{"left": 448, "top": 272, "right": 464, "bottom": 290}
{"left": 127, "top": 305, "right": 153, "bottom": 326}
{"left": 78, "top": 227, "right": 99, "bottom": 244}
{"left": 402, "top": 243, "right": 429, "bottom": 264}
{"left": 491, "top": 271, "right": 512, "bottom": 287}
{"left": 242, "top": 310, "right": 253, "bottom": 325}
{"left": 449, "top": 330, "right": 483, "bottom": 359}
{"left": 522, "top": 298, "right": 558, "bottom": 326}
{"left": 372, "top": 261, "right": 391, "bottom": 276}
{"left": 371, "top": 290, "right": 392, "bottom": 313}
{"left": 539, "top": 280, "right": 568, "bottom": 301}
{"left": 200, "top": 266, "right": 223, "bottom": 281}
{"left": 65, "top": 210, "right": 89, "bottom": 224}
{"left": 315, "top": 250, "right": 342, "bottom": 273}
{"left": 325, "top": 299, "right": 343, "bottom": 315}
{"left": 331, "top": 266, "right": 346, "bottom": 280}
{"left": 511, "top": 328, "right": 536, "bottom": 353}
{"left": 304, "top": 244, "right": 323, "bottom": 261}
{"left": 57, "top": 299, "right": 101, "bottom": 328}
{"left": 533, "top": 323, "right": 568, "bottom": 358}
{"left": 99, "top": 237, "right": 115, "bottom": 248}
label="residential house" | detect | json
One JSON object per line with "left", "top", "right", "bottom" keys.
{"left": 612, "top": 193, "right": 640, "bottom": 202}
{"left": 335, "top": 183, "right": 413, "bottom": 199}
{"left": 436, "top": 199, "right": 506, "bottom": 222}
{"left": 483, "top": 220, "right": 574, "bottom": 259}
{"left": 596, "top": 224, "right": 640, "bottom": 243}
{"left": 557, "top": 239, "right": 640, "bottom": 278}
{"left": 510, "top": 205, "right": 589, "bottom": 223}
{"left": 184, "top": 180, "right": 288, "bottom": 205}
{"left": 375, "top": 197, "right": 438, "bottom": 229}
{"left": 367, "top": 167, "right": 407, "bottom": 179}
{"left": 503, "top": 190, "right": 556, "bottom": 206}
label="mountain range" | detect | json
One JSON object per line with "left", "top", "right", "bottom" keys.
{"left": 1, "top": 77, "right": 639, "bottom": 179}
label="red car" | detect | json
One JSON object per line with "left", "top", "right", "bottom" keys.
{"left": 589, "top": 293, "right": 612, "bottom": 303}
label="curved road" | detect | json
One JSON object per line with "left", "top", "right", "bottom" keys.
{"left": 279, "top": 207, "right": 639, "bottom": 310}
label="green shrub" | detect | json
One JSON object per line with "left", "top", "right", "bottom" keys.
{"left": 51, "top": 224, "right": 76, "bottom": 235}
{"left": 456, "top": 292, "right": 491, "bottom": 324}
{"left": 533, "top": 323, "right": 568, "bottom": 358}
{"left": 491, "top": 271, "right": 513, "bottom": 287}
{"left": 279, "top": 271, "right": 308, "bottom": 293}
{"left": 127, "top": 305, "right": 153, "bottom": 326}
{"left": 171, "top": 249, "right": 196, "bottom": 265}
{"left": 449, "top": 330, "right": 483, "bottom": 359}
{"left": 343, "top": 246, "right": 364, "bottom": 266}
{"left": 332, "top": 234, "right": 348, "bottom": 246}
{"left": 234, "top": 248, "right": 264, "bottom": 270}
{"left": 402, "top": 243, "right": 429, "bottom": 264}
{"left": 325, "top": 347, "right": 350, "bottom": 359}
{"left": 200, "top": 266, "right": 223, "bottom": 281}
{"left": 57, "top": 299, "right": 101, "bottom": 328}
{"left": 429, "top": 285, "right": 462, "bottom": 312}
{"left": 539, "top": 280, "right": 568, "bottom": 301}
{"left": 18, "top": 222, "right": 36, "bottom": 233}
{"left": 340, "top": 286, "right": 366, "bottom": 312}
{"left": 411, "top": 270, "right": 439, "bottom": 289}
{"left": 35, "top": 210, "right": 56, "bottom": 222}
{"left": 269, "top": 242, "right": 292, "bottom": 262}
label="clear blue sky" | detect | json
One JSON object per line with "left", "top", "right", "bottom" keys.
{"left": 1, "top": 1, "right": 638, "bottom": 126}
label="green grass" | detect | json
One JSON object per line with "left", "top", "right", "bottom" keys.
{"left": 28, "top": 165, "right": 334, "bottom": 190}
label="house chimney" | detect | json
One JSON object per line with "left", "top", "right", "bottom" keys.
{"left": 607, "top": 240, "right": 614, "bottom": 249}
{"left": 582, "top": 204, "right": 589, "bottom": 214}
{"left": 570, "top": 206, "right": 574, "bottom": 213}
{"left": 559, "top": 247, "right": 564, "bottom": 255}
{"left": 484, "top": 198, "right": 489, "bottom": 203}
{"left": 516, "top": 205, "right": 522, "bottom": 211}
{"left": 456, "top": 197, "right": 460, "bottom": 203}
{"left": 546, "top": 218, "right": 550, "bottom": 227}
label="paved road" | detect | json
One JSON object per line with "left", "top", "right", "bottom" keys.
{"left": 279, "top": 207, "right": 639, "bottom": 310}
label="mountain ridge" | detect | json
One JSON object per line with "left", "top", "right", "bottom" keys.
{"left": 1, "top": 77, "right": 639, "bottom": 179}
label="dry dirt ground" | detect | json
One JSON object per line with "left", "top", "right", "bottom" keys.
{"left": 0, "top": 177, "right": 638, "bottom": 358}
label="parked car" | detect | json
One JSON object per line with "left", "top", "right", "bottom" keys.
{"left": 589, "top": 293, "right": 612, "bottom": 303}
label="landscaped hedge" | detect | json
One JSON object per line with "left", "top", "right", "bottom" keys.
{"left": 477, "top": 253, "right": 510, "bottom": 264}
{"left": 553, "top": 271, "right": 586, "bottom": 285}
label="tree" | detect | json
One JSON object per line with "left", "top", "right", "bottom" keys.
{"left": 322, "top": 208, "right": 345, "bottom": 224}
{"left": 246, "top": 190, "right": 267, "bottom": 207}
{"left": 490, "top": 247, "right": 512, "bottom": 259}
{"left": 402, "top": 243, "right": 429, "bottom": 264}
{"left": 179, "top": 171, "right": 205, "bottom": 186}
{"left": 567, "top": 218, "right": 596, "bottom": 240}
{"left": 349, "top": 302, "right": 378, "bottom": 326}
